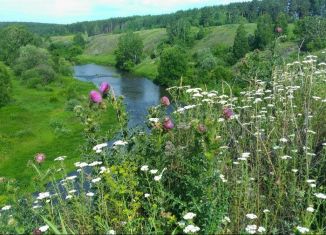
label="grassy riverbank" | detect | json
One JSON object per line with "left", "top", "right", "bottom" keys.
{"left": 0, "top": 77, "right": 118, "bottom": 203}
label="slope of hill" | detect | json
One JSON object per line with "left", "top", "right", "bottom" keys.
{"left": 74, "top": 24, "right": 257, "bottom": 79}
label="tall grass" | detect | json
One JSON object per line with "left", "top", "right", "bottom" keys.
{"left": 0, "top": 53, "right": 325, "bottom": 234}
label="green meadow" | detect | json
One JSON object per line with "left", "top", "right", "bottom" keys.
{"left": 0, "top": 77, "right": 118, "bottom": 203}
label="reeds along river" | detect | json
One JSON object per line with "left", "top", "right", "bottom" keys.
{"left": 74, "top": 64, "right": 167, "bottom": 128}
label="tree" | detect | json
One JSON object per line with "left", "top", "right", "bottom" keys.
{"left": 275, "top": 13, "right": 288, "bottom": 35}
{"left": 14, "top": 45, "right": 53, "bottom": 76}
{"left": 294, "top": 16, "right": 326, "bottom": 51}
{"left": 0, "top": 62, "right": 13, "bottom": 107}
{"left": 115, "top": 32, "right": 144, "bottom": 71}
{"left": 166, "top": 19, "right": 192, "bottom": 45}
{"left": 14, "top": 45, "right": 57, "bottom": 85}
{"left": 157, "top": 46, "right": 188, "bottom": 86}
{"left": 254, "top": 14, "right": 274, "bottom": 49}
{"left": 73, "top": 33, "right": 86, "bottom": 48}
{"left": 0, "top": 25, "right": 38, "bottom": 65}
{"left": 233, "top": 23, "right": 250, "bottom": 60}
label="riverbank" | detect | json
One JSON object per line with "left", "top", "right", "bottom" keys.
{"left": 75, "top": 54, "right": 158, "bottom": 80}
{"left": 0, "top": 76, "right": 118, "bottom": 203}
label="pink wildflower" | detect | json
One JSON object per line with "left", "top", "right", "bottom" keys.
{"left": 89, "top": 90, "right": 102, "bottom": 103}
{"left": 161, "top": 96, "right": 170, "bottom": 106}
{"left": 223, "top": 107, "right": 234, "bottom": 120}
{"left": 163, "top": 117, "right": 174, "bottom": 130}
{"left": 275, "top": 27, "right": 283, "bottom": 33}
{"left": 197, "top": 124, "right": 206, "bottom": 133}
{"left": 99, "top": 82, "right": 110, "bottom": 95}
{"left": 35, "top": 153, "right": 45, "bottom": 164}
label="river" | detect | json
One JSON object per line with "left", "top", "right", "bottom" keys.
{"left": 74, "top": 64, "right": 167, "bottom": 128}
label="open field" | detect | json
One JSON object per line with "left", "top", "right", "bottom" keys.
{"left": 0, "top": 78, "right": 118, "bottom": 202}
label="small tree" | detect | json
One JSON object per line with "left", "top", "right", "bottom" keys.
{"left": 233, "top": 23, "right": 250, "bottom": 60}
{"left": 115, "top": 32, "right": 144, "bottom": 71}
{"left": 275, "top": 13, "right": 288, "bottom": 35}
{"left": 0, "top": 62, "right": 13, "bottom": 107}
{"left": 157, "top": 46, "right": 188, "bottom": 86}
{"left": 294, "top": 16, "right": 326, "bottom": 51}
{"left": 254, "top": 14, "right": 274, "bottom": 49}
{"left": 73, "top": 33, "right": 86, "bottom": 49}
{"left": 0, "top": 25, "right": 38, "bottom": 65}
{"left": 166, "top": 19, "right": 192, "bottom": 45}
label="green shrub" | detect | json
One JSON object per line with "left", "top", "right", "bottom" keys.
{"left": 65, "top": 99, "right": 81, "bottom": 111}
{"left": 0, "top": 62, "right": 12, "bottom": 107}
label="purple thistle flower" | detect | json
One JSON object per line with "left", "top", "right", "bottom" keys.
{"left": 161, "top": 96, "right": 170, "bottom": 106}
{"left": 163, "top": 117, "right": 174, "bottom": 130}
{"left": 99, "top": 82, "right": 110, "bottom": 95}
{"left": 89, "top": 90, "right": 103, "bottom": 103}
{"left": 197, "top": 124, "right": 206, "bottom": 133}
{"left": 35, "top": 153, "right": 45, "bottom": 164}
{"left": 223, "top": 107, "right": 234, "bottom": 120}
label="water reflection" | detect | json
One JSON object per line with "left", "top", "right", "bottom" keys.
{"left": 74, "top": 64, "right": 166, "bottom": 128}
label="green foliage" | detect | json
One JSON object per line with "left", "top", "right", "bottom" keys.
{"left": 275, "top": 13, "right": 288, "bottom": 35}
{"left": 157, "top": 46, "right": 188, "bottom": 86}
{"left": 254, "top": 14, "right": 274, "bottom": 49}
{"left": 73, "top": 33, "right": 86, "bottom": 49}
{"left": 0, "top": 62, "right": 13, "bottom": 107}
{"left": 115, "top": 32, "right": 144, "bottom": 71}
{"left": 167, "top": 19, "right": 193, "bottom": 45}
{"left": 14, "top": 45, "right": 53, "bottom": 75}
{"left": 48, "top": 41, "right": 83, "bottom": 61}
{"left": 233, "top": 23, "right": 250, "bottom": 60}
{"left": 294, "top": 16, "right": 326, "bottom": 51}
{"left": 0, "top": 25, "right": 39, "bottom": 65}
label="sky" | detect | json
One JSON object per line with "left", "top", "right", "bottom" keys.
{"left": 0, "top": 0, "right": 247, "bottom": 24}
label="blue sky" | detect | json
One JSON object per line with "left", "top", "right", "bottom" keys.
{"left": 0, "top": 0, "right": 247, "bottom": 24}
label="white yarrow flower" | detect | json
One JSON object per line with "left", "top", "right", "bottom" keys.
{"left": 91, "top": 177, "right": 101, "bottom": 183}
{"left": 183, "top": 224, "right": 200, "bottom": 234}
{"left": 86, "top": 192, "right": 94, "bottom": 197}
{"left": 245, "top": 224, "right": 257, "bottom": 234}
{"left": 144, "top": 193, "right": 150, "bottom": 198}
{"left": 314, "top": 193, "right": 326, "bottom": 199}
{"left": 296, "top": 226, "right": 310, "bottom": 234}
{"left": 150, "top": 169, "right": 158, "bottom": 174}
{"left": 39, "top": 225, "right": 49, "bottom": 232}
{"left": 1, "top": 205, "right": 11, "bottom": 211}
{"left": 306, "top": 206, "right": 315, "bottom": 212}
{"left": 183, "top": 212, "right": 196, "bottom": 220}
{"left": 141, "top": 165, "right": 149, "bottom": 172}
{"left": 246, "top": 213, "right": 258, "bottom": 219}
{"left": 257, "top": 226, "right": 266, "bottom": 233}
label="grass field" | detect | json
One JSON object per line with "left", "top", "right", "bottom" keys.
{"left": 0, "top": 78, "right": 118, "bottom": 203}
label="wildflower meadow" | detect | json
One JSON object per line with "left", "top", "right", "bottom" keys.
{"left": 0, "top": 54, "right": 325, "bottom": 234}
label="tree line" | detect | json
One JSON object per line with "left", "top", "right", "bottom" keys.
{"left": 0, "top": 0, "right": 325, "bottom": 36}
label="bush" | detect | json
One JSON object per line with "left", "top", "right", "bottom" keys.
{"left": 65, "top": 99, "right": 81, "bottom": 111}
{"left": 0, "top": 62, "right": 13, "bottom": 107}
{"left": 25, "top": 77, "right": 42, "bottom": 89}
{"left": 157, "top": 46, "right": 188, "bottom": 86}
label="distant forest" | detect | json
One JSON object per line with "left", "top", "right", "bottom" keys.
{"left": 1, "top": 0, "right": 325, "bottom": 36}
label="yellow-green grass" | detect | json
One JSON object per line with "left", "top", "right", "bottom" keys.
{"left": 85, "top": 28, "right": 167, "bottom": 56}
{"left": 51, "top": 35, "right": 74, "bottom": 43}
{"left": 133, "top": 57, "right": 159, "bottom": 79}
{"left": 0, "top": 78, "right": 118, "bottom": 202}
{"left": 191, "top": 23, "right": 257, "bottom": 54}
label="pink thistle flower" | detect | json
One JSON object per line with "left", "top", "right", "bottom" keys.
{"left": 99, "top": 82, "right": 110, "bottom": 95}
{"left": 161, "top": 96, "right": 170, "bottom": 106}
{"left": 275, "top": 27, "right": 283, "bottom": 33}
{"left": 163, "top": 117, "right": 174, "bottom": 130}
{"left": 89, "top": 90, "right": 102, "bottom": 103}
{"left": 223, "top": 107, "right": 234, "bottom": 120}
{"left": 197, "top": 124, "right": 206, "bottom": 133}
{"left": 35, "top": 153, "right": 45, "bottom": 164}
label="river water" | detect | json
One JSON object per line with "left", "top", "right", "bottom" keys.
{"left": 74, "top": 64, "right": 167, "bottom": 128}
